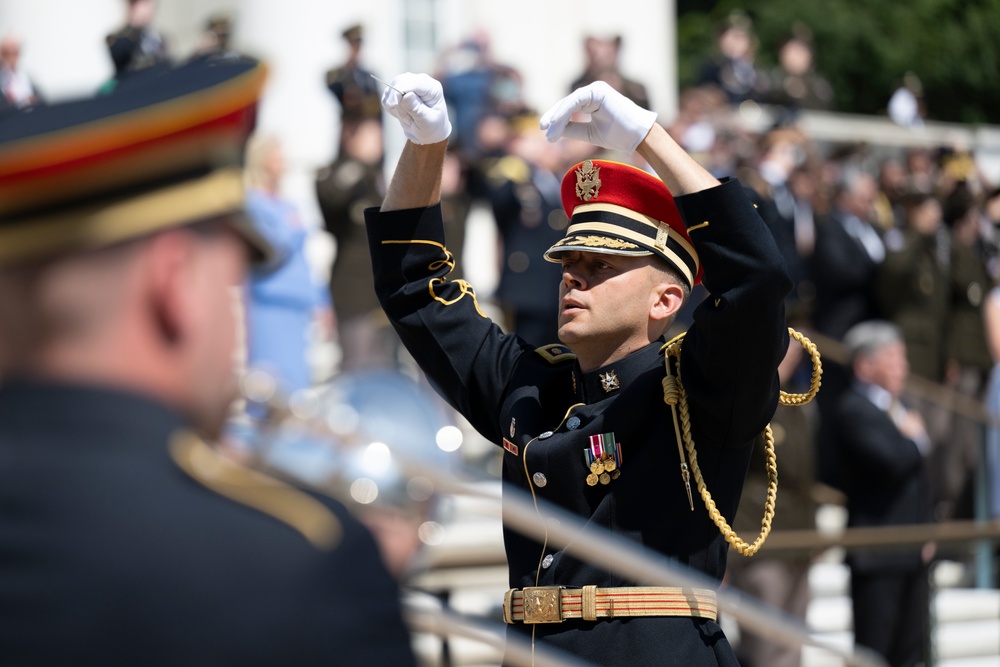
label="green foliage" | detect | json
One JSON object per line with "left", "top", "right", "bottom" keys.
{"left": 678, "top": 0, "right": 1000, "bottom": 124}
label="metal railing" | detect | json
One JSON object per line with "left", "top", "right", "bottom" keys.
{"left": 243, "top": 318, "right": 1000, "bottom": 667}
{"left": 243, "top": 383, "right": 890, "bottom": 667}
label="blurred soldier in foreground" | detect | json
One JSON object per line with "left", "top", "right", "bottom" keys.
{"left": 368, "top": 71, "right": 790, "bottom": 665}
{"left": 0, "top": 58, "right": 415, "bottom": 665}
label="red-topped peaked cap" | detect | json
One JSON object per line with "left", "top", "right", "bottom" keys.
{"left": 543, "top": 159, "right": 702, "bottom": 287}
{"left": 0, "top": 57, "right": 271, "bottom": 267}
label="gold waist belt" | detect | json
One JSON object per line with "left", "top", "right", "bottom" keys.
{"left": 503, "top": 585, "right": 718, "bottom": 624}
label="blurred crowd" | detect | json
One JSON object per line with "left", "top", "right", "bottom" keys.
{"left": 4, "top": 4, "right": 1000, "bottom": 666}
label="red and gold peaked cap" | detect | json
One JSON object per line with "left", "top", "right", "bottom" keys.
{"left": 544, "top": 159, "right": 702, "bottom": 287}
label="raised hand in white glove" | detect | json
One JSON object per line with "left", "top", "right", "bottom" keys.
{"left": 380, "top": 72, "right": 452, "bottom": 145}
{"left": 539, "top": 81, "right": 657, "bottom": 154}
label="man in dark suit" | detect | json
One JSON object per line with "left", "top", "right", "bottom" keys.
{"left": 833, "top": 320, "right": 934, "bottom": 667}
{"left": 812, "top": 172, "right": 885, "bottom": 341}
{"left": 0, "top": 58, "right": 415, "bottom": 665}
{"left": 812, "top": 171, "right": 885, "bottom": 490}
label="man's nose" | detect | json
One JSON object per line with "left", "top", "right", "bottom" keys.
{"left": 562, "top": 266, "right": 584, "bottom": 289}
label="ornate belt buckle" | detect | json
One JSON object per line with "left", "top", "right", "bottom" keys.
{"left": 522, "top": 586, "right": 563, "bottom": 624}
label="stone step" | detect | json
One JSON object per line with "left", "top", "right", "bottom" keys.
{"left": 935, "top": 618, "right": 1000, "bottom": 661}
{"left": 938, "top": 657, "right": 1000, "bottom": 667}
{"left": 934, "top": 589, "right": 1000, "bottom": 624}
{"left": 805, "top": 595, "right": 1000, "bottom": 665}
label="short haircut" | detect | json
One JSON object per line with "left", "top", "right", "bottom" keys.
{"left": 654, "top": 258, "right": 691, "bottom": 303}
{"left": 843, "top": 319, "right": 902, "bottom": 365}
{"left": 834, "top": 168, "right": 874, "bottom": 199}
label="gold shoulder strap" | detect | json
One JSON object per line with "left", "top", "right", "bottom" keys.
{"left": 660, "top": 328, "right": 822, "bottom": 556}
{"left": 169, "top": 431, "right": 343, "bottom": 550}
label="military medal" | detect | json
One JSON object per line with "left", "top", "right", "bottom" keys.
{"left": 583, "top": 432, "right": 623, "bottom": 486}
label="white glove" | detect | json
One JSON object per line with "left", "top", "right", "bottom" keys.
{"left": 539, "top": 81, "right": 657, "bottom": 154}
{"left": 380, "top": 72, "right": 452, "bottom": 145}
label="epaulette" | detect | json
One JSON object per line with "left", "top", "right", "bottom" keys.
{"left": 169, "top": 430, "right": 342, "bottom": 550}
{"left": 535, "top": 343, "right": 576, "bottom": 365}
{"left": 487, "top": 155, "right": 531, "bottom": 185}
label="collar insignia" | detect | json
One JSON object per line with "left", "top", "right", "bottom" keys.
{"left": 599, "top": 370, "right": 620, "bottom": 393}
{"left": 575, "top": 160, "right": 602, "bottom": 201}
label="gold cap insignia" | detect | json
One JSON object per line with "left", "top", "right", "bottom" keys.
{"left": 599, "top": 370, "right": 620, "bottom": 393}
{"left": 575, "top": 160, "right": 602, "bottom": 202}
{"left": 558, "top": 234, "right": 640, "bottom": 251}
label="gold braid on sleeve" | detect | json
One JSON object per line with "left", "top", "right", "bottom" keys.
{"left": 660, "top": 327, "right": 822, "bottom": 556}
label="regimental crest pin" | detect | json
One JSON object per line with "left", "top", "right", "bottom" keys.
{"left": 575, "top": 160, "right": 602, "bottom": 201}
{"left": 599, "top": 370, "right": 620, "bottom": 393}
{"left": 509, "top": 417, "right": 516, "bottom": 438}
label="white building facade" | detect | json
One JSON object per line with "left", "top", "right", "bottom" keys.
{"left": 1, "top": 0, "right": 676, "bottom": 233}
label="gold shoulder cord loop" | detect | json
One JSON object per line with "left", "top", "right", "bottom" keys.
{"left": 661, "top": 327, "right": 822, "bottom": 556}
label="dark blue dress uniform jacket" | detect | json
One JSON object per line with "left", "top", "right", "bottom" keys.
{"left": 0, "top": 381, "right": 416, "bottom": 666}
{"left": 366, "top": 178, "right": 790, "bottom": 666}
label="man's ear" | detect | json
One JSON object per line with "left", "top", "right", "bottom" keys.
{"left": 145, "top": 230, "right": 198, "bottom": 346}
{"left": 650, "top": 282, "right": 686, "bottom": 323}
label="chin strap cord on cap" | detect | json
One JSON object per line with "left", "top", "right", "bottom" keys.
{"left": 661, "top": 327, "right": 822, "bottom": 556}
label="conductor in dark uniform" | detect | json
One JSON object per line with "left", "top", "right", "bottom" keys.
{"left": 0, "top": 59, "right": 415, "bottom": 665}
{"left": 367, "top": 72, "right": 791, "bottom": 665}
